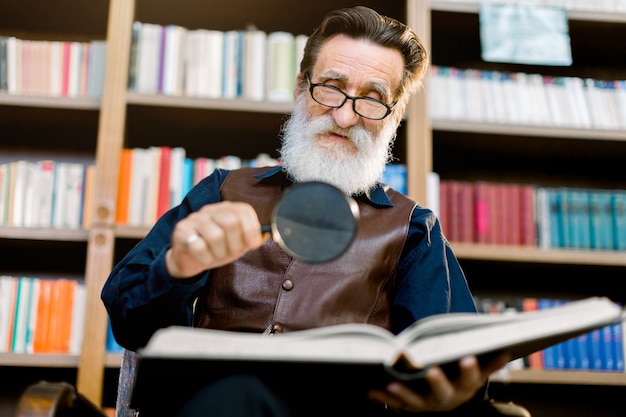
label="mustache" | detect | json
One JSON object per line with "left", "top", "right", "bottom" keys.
{"left": 301, "top": 113, "right": 373, "bottom": 149}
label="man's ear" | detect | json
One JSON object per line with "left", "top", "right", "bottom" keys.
{"left": 294, "top": 73, "right": 304, "bottom": 100}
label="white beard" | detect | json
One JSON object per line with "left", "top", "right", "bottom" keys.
{"left": 279, "top": 93, "right": 398, "bottom": 196}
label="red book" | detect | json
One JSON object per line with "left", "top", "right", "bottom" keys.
{"left": 457, "top": 181, "right": 475, "bottom": 243}
{"left": 61, "top": 42, "right": 71, "bottom": 96}
{"left": 474, "top": 181, "right": 496, "bottom": 244}
{"left": 504, "top": 184, "right": 522, "bottom": 245}
{"left": 438, "top": 180, "right": 450, "bottom": 238}
{"left": 157, "top": 146, "right": 172, "bottom": 218}
{"left": 447, "top": 181, "right": 461, "bottom": 242}
{"left": 520, "top": 185, "right": 537, "bottom": 247}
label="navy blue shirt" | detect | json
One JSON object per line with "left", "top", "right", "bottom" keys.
{"left": 101, "top": 166, "right": 477, "bottom": 350}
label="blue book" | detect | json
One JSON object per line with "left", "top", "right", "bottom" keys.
{"left": 612, "top": 321, "right": 624, "bottom": 372}
{"left": 181, "top": 157, "right": 194, "bottom": 198}
{"left": 589, "top": 190, "right": 614, "bottom": 250}
{"left": 381, "top": 164, "right": 407, "bottom": 195}
{"left": 611, "top": 190, "right": 626, "bottom": 250}
{"left": 601, "top": 324, "right": 615, "bottom": 370}
{"left": 575, "top": 331, "right": 590, "bottom": 370}
{"left": 587, "top": 327, "right": 605, "bottom": 370}
{"left": 547, "top": 189, "right": 562, "bottom": 249}
{"left": 567, "top": 188, "right": 591, "bottom": 249}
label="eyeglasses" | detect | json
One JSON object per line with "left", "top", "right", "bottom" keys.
{"left": 306, "top": 76, "right": 396, "bottom": 120}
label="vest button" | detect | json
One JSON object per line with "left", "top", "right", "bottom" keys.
{"left": 272, "top": 323, "right": 283, "bottom": 333}
{"left": 282, "top": 279, "right": 294, "bottom": 291}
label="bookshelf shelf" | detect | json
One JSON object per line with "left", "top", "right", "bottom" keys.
{"left": 0, "top": 226, "right": 89, "bottom": 242}
{"left": 493, "top": 369, "right": 626, "bottom": 386}
{"left": 451, "top": 242, "right": 626, "bottom": 267}
{"left": 126, "top": 92, "right": 293, "bottom": 114}
{"left": 0, "top": 94, "right": 101, "bottom": 110}
{"left": 432, "top": 119, "right": 626, "bottom": 142}
{"left": 0, "top": 352, "right": 80, "bottom": 368}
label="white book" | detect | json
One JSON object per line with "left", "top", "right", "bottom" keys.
{"left": 462, "top": 68, "right": 484, "bottom": 122}
{"left": 524, "top": 73, "right": 551, "bottom": 126}
{"left": 61, "top": 162, "right": 85, "bottom": 229}
{"left": 543, "top": 76, "right": 569, "bottom": 127}
{"left": 243, "top": 29, "right": 267, "bottom": 101}
{"left": 21, "top": 161, "right": 38, "bottom": 227}
{"left": 52, "top": 162, "right": 68, "bottom": 229}
{"left": 266, "top": 31, "right": 295, "bottom": 102}
{"left": 132, "top": 297, "right": 623, "bottom": 407}
{"left": 67, "top": 41, "right": 83, "bottom": 97}
{"left": 169, "top": 147, "right": 186, "bottom": 207}
{"left": 614, "top": 80, "right": 626, "bottom": 129}
{"left": 563, "top": 76, "right": 592, "bottom": 128}
{"left": 69, "top": 281, "right": 87, "bottom": 355}
{"left": 584, "top": 78, "right": 613, "bottom": 129}
{"left": 136, "top": 23, "right": 162, "bottom": 94}
{"left": 597, "top": 80, "right": 622, "bottom": 130}
{"left": 0, "top": 164, "right": 9, "bottom": 225}
{"left": 128, "top": 148, "right": 151, "bottom": 227}
{"left": 6, "top": 36, "right": 21, "bottom": 94}
{"left": 183, "top": 29, "right": 202, "bottom": 97}
{"left": 8, "top": 160, "right": 31, "bottom": 227}
{"left": 478, "top": 69, "right": 498, "bottom": 123}
{"left": 427, "top": 171, "right": 441, "bottom": 218}
{"left": 242, "top": 29, "right": 267, "bottom": 101}
{"left": 161, "top": 25, "right": 187, "bottom": 96}
{"left": 426, "top": 66, "right": 447, "bottom": 120}
{"left": 0, "top": 275, "right": 16, "bottom": 353}
{"left": 34, "top": 160, "right": 56, "bottom": 228}
{"left": 489, "top": 71, "right": 508, "bottom": 123}
{"left": 24, "top": 278, "right": 40, "bottom": 354}
{"left": 205, "top": 30, "right": 225, "bottom": 99}
{"left": 508, "top": 72, "right": 533, "bottom": 125}
{"left": 49, "top": 41, "right": 63, "bottom": 96}
{"left": 196, "top": 29, "right": 224, "bottom": 99}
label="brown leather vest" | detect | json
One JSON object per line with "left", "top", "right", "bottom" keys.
{"left": 193, "top": 167, "right": 416, "bottom": 334}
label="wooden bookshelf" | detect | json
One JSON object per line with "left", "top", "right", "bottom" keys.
{"left": 2, "top": 0, "right": 626, "bottom": 415}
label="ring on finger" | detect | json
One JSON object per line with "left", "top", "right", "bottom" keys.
{"left": 184, "top": 233, "right": 200, "bottom": 247}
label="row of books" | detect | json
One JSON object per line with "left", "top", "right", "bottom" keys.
{"left": 115, "top": 147, "right": 279, "bottom": 227}
{"left": 440, "top": 0, "right": 626, "bottom": 13}
{"left": 0, "top": 275, "right": 86, "bottom": 355}
{"left": 0, "top": 37, "right": 107, "bottom": 98}
{"left": 428, "top": 65, "right": 626, "bottom": 130}
{"left": 0, "top": 160, "right": 95, "bottom": 229}
{"left": 476, "top": 296, "right": 625, "bottom": 373}
{"left": 437, "top": 179, "right": 626, "bottom": 251}
{"left": 129, "top": 22, "right": 308, "bottom": 102}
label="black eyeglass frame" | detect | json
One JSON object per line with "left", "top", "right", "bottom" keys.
{"left": 306, "top": 76, "right": 396, "bottom": 120}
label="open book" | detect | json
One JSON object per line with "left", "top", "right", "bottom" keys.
{"left": 131, "top": 297, "right": 623, "bottom": 408}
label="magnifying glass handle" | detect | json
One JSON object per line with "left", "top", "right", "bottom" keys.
{"left": 260, "top": 225, "right": 272, "bottom": 234}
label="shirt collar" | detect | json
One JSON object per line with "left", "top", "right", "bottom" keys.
{"left": 254, "top": 166, "right": 394, "bottom": 208}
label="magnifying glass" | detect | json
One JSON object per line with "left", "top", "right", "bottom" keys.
{"left": 261, "top": 182, "right": 360, "bottom": 263}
